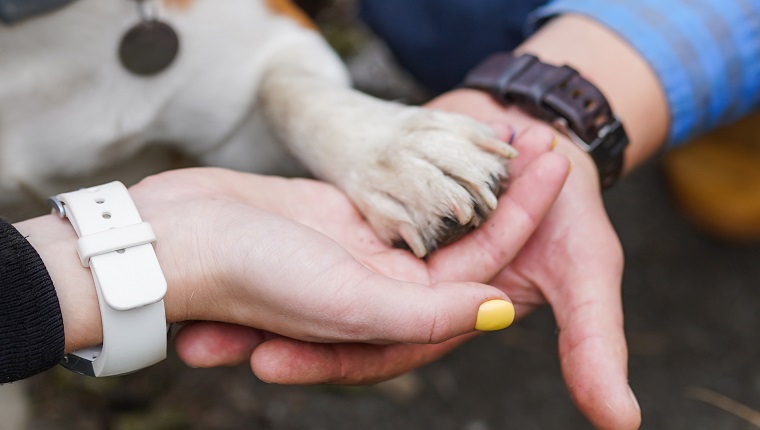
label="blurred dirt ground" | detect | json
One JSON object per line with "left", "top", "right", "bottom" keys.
{"left": 7, "top": 1, "right": 760, "bottom": 429}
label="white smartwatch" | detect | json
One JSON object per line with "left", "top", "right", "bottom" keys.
{"left": 48, "top": 181, "right": 168, "bottom": 377}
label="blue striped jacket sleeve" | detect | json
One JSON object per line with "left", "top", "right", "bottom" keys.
{"left": 528, "top": 0, "right": 760, "bottom": 146}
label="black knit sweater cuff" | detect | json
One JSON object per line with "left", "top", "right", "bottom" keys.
{"left": 0, "top": 218, "right": 65, "bottom": 383}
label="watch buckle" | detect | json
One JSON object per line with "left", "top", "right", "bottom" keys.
{"left": 551, "top": 116, "right": 624, "bottom": 153}
{"left": 47, "top": 196, "right": 66, "bottom": 218}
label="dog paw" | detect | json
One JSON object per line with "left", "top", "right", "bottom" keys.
{"left": 347, "top": 108, "right": 518, "bottom": 257}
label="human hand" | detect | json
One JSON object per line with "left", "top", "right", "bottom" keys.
{"left": 173, "top": 89, "right": 638, "bottom": 430}
{"left": 170, "top": 128, "right": 568, "bottom": 374}
{"left": 133, "top": 169, "right": 522, "bottom": 345}
{"left": 426, "top": 90, "right": 639, "bottom": 430}
{"left": 16, "top": 137, "right": 566, "bottom": 359}
{"left": 193, "top": 12, "right": 653, "bottom": 429}
{"left": 170, "top": 128, "right": 571, "bottom": 376}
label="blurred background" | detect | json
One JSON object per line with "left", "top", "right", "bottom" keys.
{"left": 4, "top": 0, "right": 760, "bottom": 428}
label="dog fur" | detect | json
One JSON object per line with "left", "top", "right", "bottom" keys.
{"left": 0, "top": 0, "right": 515, "bottom": 257}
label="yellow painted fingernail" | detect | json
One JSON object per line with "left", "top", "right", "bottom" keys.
{"left": 475, "top": 300, "right": 515, "bottom": 331}
{"left": 551, "top": 134, "right": 559, "bottom": 150}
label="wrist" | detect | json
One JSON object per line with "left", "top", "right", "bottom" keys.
{"left": 553, "top": 135, "right": 602, "bottom": 193}
{"left": 13, "top": 215, "right": 102, "bottom": 353}
{"left": 127, "top": 189, "right": 201, "bottom": 324}
{"left": 11, "top": 184, "right": 197, "bottom": 354}
{"left": 126, "top": 175, "right": 238, "bottom": 325}
{"left": 516, "top": 14, "right": 668, "bottom": 170}
{"left": 10, "top": 176, "right": 236, "bottom": 363}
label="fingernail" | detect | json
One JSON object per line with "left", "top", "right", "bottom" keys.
{"left": 475, "top": 300, "right": 515, "bottom": 331}
{"left": 506, "top": 126, "right": 516, "bottom": 145}
{"left": 628, "top": 385, "right": 641, "bottom": 411}
{"left": 551, "top": 134, "right": 559, "bottom": 150}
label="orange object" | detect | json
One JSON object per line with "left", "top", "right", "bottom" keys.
{"left": 663, "top": 111, "right": 760, "bottom": 242}
{"left": 265, "top": 0, "right": 317, "bottom": 30}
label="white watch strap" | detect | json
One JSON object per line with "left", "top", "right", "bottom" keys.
{"left": 50, "top": 181, "right": 167, "bottom": 377}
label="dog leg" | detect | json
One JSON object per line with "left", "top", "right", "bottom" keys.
{"left": 259, "top": 41, "right": 516, "bottom": 257}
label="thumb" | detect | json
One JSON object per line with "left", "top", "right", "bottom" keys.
{"left": 545, "top": 266, "right": 641, "bottom": 429}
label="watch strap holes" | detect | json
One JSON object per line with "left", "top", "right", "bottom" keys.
{"left": 594, "top": 114, "right": 608, "bottom": 128}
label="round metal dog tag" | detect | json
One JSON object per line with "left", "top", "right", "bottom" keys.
{"left": 119, "top": 20, "right": 179, "bottom": 76}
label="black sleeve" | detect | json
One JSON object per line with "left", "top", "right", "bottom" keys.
{"left": 0, "top": 218, "right": 65, "bottom": 383}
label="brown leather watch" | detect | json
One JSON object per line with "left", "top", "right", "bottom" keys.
{"left": 463, "top": 53, "right": 629, "bottom": 189}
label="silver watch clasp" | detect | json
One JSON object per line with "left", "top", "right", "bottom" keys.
{"left": 47, "top": 196, "right": 66, "bottom": 218}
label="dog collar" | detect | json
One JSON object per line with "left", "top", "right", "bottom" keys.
{"left": 1, "top": 0, "right": 179, "bottom": 77}
{"left": 120, "top": 0, "right": 180, "bottom": 76}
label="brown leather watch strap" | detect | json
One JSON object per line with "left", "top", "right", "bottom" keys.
{"left": 463, "top": 53, "right": 629, "bottom": 189}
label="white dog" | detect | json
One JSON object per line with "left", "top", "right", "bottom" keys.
{"left": 0, "top": 0, "right": 516, "bottom": 257}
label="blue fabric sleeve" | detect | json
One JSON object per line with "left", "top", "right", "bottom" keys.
{"left": 528, "top": 0, "right": 760, "bottom": 146}
{"left": 0, "top": 0, "right": 76, "bottom": 24}
{"left": 359, "top": 0, "right": 548, "bottom": 93}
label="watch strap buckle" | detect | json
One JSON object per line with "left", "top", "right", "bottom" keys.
{"left": 462, "top": 52, "right": 630, "bottom": 189}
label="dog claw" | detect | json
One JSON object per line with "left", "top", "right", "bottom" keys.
{"left": 452, "top": 202, "right": 474, "bottom": 225}
{"left": 476, "top": 184, "right": 499, "bottom": 211}
{"left": 477, "top": 137, "right": 519, "bottom": 159}
{"left": 399, "top": 223, "right": 428, "bottom": 258}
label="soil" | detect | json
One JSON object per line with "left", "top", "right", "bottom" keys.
{"left": 21, "top": 2, "right": 760, "bottom": 429}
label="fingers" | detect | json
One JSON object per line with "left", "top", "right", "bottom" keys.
{"left": 174, "top": 322, "right": 266, "bottom": 368}
{"left": 558, "top": 311, "right": 641, "bottom": 429}
{"left": 172, "top": 321, "right": 473, "bottom": 382}
{"left": 507, "top": 126, "right": 557, "bottom": 172}
{"left": 544, "top": 255, "right": 641, "bottom": 429}
{"left": 175, "top": 306, "right": 537, "bottom": 382}
{"left": 428, "top": 128, "right": 569, "bottom": 283}
{"left": 542, "top": 192, "right": 640, "bottom": 430}
{"left": 260, "top": 274, "right": 517, "bottom": 344}
{"left": 497, "top": 179, "right": 640, "bottom": 429}
{"left": 250, "top": 335, "right": 474, "bottom": 385}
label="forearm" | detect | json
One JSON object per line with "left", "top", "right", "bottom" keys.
{"left": 435, "top": 14, "right": 670, "bottom": 180}
{"left": 517, "top": 15, "right": 670, "bottom": 171}
{"left": 517, "top": 14, "right": 669, "bottom": 172}
{"left": 11, "top": 188, "right": 203, "bottom": 355}
{"left": 530, "top": 0, "right": 760, "bottom": 147}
